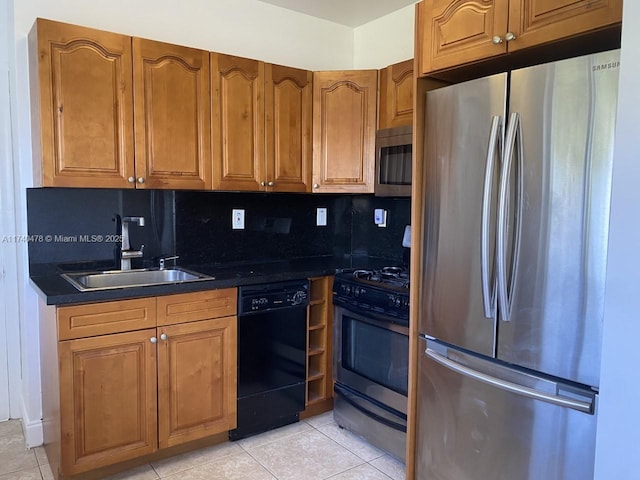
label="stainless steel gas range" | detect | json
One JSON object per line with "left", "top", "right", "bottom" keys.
{"left": 332, "top": 267, "right": 409, "bottom": 461}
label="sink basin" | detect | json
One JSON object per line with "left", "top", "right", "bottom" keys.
{"left": 61, "top": 267, "right": 213, "bottom": 291}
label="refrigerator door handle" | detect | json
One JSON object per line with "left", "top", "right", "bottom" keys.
{"left": 497, "top": 112, "right": 523, "bottom": 322}
{"left": 481, "top": 115, "right": 501, "bottom": 319}
{"left": 424, "top": 346, "right": 594, "bottom": 414}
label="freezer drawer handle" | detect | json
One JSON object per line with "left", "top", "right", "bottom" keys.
{"left": 425, "top": 347, "right": 593, "bottom": 414}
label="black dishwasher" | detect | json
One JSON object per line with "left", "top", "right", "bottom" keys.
{"left": 229, "top": 280, "right": 309, "bottom": 440}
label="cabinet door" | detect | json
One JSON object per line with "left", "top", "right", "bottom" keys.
{"left": 420, "top": 0, "right": 509, "bottom": 74}
{"left": 58, "top": 329, "right": 157, "bottom": 475}
{"left": 157, "top": 317, "right": 237, "bottom": 448}
{"left": 133, "top": 38, "right": 211, "bottom": 189}
{"left": 265, "top": 64, "right": 312, "bottom": 193}
{"left": 507, "top": 0, "right": 622, "bottom": 52}
{"left": 312, "top": 70, "right": 377, "bottom": 193}
{"left": 379, "top": 59, "right": 414, "bottom": 129}
{"left": 211, "top": 53, "right": 265, "bottom": 190}
{"left": 29, "top": 19, "right": 134, "bottom": 188}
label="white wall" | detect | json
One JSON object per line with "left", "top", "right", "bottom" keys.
{"left": 594, "top": 1, "right": 640, "bottom": 477}
{"left": 1, "top": 0, "right": 25, "bottom": 424}
{"left": 353, "top": 4, "right": 416, "bottom": 69}
{"left": 13, "top": 0, "right": 355, "bottom": 71}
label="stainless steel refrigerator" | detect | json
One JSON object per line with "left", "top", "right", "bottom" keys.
{"left": 416, "top": 50, "right": 620, "bottom": 480}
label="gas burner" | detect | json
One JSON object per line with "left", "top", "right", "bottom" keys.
{"left": 381, "top": 266, "right": 403, "bottom": 275}
{"left": 344, "top": 266, "right": 409, "bottom": 289}
{"left": 353, "top": 269, "right": 374, "bottom": 280}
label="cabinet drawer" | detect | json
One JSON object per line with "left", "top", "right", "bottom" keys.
{"left": 157, "top": 289, "right": 237, "bottom": 326}
{"left": 58, "top": 298, "right": 156, "bottom": 340}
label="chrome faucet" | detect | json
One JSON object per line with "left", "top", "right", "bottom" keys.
{"left": 113, "top": 215, "right": 145, "bottom": 270}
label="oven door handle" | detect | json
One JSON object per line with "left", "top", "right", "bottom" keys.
{"left": 334, "top": 384, "right": 407, "bottom": 433}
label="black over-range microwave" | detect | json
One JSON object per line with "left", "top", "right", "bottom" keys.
{"left": 374, "top": 125, "right": 412, "bottom": 197}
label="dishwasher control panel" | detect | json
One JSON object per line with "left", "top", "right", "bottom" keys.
{"left": 239, "top": 280, "right": 309, "bottom": 314}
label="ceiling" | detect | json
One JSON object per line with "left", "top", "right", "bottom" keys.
{"left": 256, "top": 0, "right": 418, "bottom": 27}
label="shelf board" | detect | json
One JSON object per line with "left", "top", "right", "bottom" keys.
{"left": 308, "top": 369, "right": 324, "bottom": 381}
{"left": 308, "top": 323, "right": 325, "bottom": 331}
{"left": 308, "top": 346, "right": 325, "bottom": 356}
{"left": 306, "top": 390, "right": 325, "bottom": 405}
{"left": 309, "top": 299, "right": 325, "bottom": 306}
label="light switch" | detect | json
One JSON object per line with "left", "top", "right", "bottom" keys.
{"left": 316, "top": 207, "right": 327, "bottom": 226}
{"left": 232, "top": 209, "right": 245, "bottom": 229}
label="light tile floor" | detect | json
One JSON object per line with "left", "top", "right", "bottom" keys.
{"left": 0, "top": 412, "right": 405, "bottom": 480}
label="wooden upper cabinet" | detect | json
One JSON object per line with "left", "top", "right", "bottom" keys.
{"left": 133, "top": 38, "right": 211, "bottom": 189}
{"left": 265, "top": 64, "right": 313, "bottom": 193}
{"left": 211, "top": 53, "right": 265, "bottom": 191}
{"left": 58, "top": 329, "right": 158, "bottom": 475}
{"left": 508, "top": 0, "right": 623, "bottom": 52}
{"left": 421, "top": 0, "right": 509, "bottom": 74}
{"left": 419, "top": 0, "right": 622, "bottom": 75}
{"left": 157, "top": 316, "right": 237, "bottom": 448}
{"left": 312, "top": 70, "right": 377, "bottom": 194}
{"left": 379, "top": 59, "right": 414, "bottom": 129}
{"left": 29, "top": 18, "right": 135, "bottom": 188}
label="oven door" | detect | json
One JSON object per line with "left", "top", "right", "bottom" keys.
{"left": 333, "top": 305, "right": 409, "bottom": 414}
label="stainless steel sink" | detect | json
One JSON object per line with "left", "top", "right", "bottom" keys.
{"left": 61, "top": 267, "right": 213, "bottom": 291}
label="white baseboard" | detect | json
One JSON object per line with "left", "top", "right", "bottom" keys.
{"left": 21, "top": 397, "right": 43, "bottom": 448}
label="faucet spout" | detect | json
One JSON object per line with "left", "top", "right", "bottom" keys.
{"left": 118, "top": 216, "right": 146, "bottom": 270}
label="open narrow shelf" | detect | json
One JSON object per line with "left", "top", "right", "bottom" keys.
{"left": 304, "top": 276, "right": 334, "bottom": 415}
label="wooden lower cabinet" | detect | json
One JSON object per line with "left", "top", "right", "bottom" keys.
{"left": 158, "top": 317, "right": 237, "bottom": 448}
{"left": 42, "top": 289, "right": 237, "bottom": 479}
{"left": 58, "top": 329, "right": 158, "bottom": 475}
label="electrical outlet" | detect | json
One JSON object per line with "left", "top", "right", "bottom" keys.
{"left": 232, "top": 209, "right": 245, "bottom": 229}
{"left": 374, "top": 209, "right": 387, "bottom": 227}
{"left": 316, "top": 207, "right": 327, "bottom": 226}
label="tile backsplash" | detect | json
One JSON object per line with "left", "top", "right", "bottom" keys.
{"left": 27, "top": 188, "right": 410, "bottom": 271}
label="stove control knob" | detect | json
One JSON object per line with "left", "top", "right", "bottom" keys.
{"left": 345, "top": 285, "right": 352, "bottom": 295}
{"left": 354, "top": 287, "right": 361, "bottom": 297}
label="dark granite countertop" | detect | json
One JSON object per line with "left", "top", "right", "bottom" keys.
{"left": 29, "top": 255, "right": 399, "bottom": 306}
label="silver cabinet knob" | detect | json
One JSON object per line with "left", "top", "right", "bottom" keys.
{"left": 128, "top": 176, "right": 135, "bottom": 183}
{"left": 492, "top": 36, "right": 503, "bottom": 45}
{"left": 150, "top": 336, "right": 158, "bottom": 344}
{"left": 267, "top": 181, "right": 274, "bottom": 187}
{"left": 261, "top": 181, "right": 266, "bottom": 187}
{"left": 137, "top": 177, "right": 145, "bottom": 184}
{"left": 160, "top": 333, "right": 168, "bottom": 341}
{"left": 313, "top": 183, "right": 319, "bottom": 189}
{"left": 505, "top": 32, "right": 516, "bottom": 42}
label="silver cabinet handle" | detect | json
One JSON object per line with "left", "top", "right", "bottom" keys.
{"left": 313, "top": 183, "right": 319, "bottom": 189}
{"left": 160, "top": 333, "right": 168, "bottom": 341}
{"left": 425, "top": 347, "right": 593, "bottom": 413}
{"left": 128, "top": 176, "right": 135, "bottom": 183}
{"left": 261, "top": 181, "right": 266, "bottom": 187}
{"left": 505, "top": 32, "right": 516, "bottom": 42}
{"left": 267, "top": 181, "right": 274, "bottom": 187}
{"left": 137, "top": 177, "right": 145, "bottom": 184}
{"left": 492, "top": 36, "right": 503, "bottom": 45}
{"left": 150, "top": 336, "right": 158, "bottom": 344}
{"left": 481, "top": 115, "right": 501, "bottom": 319}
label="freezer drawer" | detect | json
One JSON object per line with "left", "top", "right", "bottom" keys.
{"left": 416, "top": 338, "right": 597, "bottom": 480}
